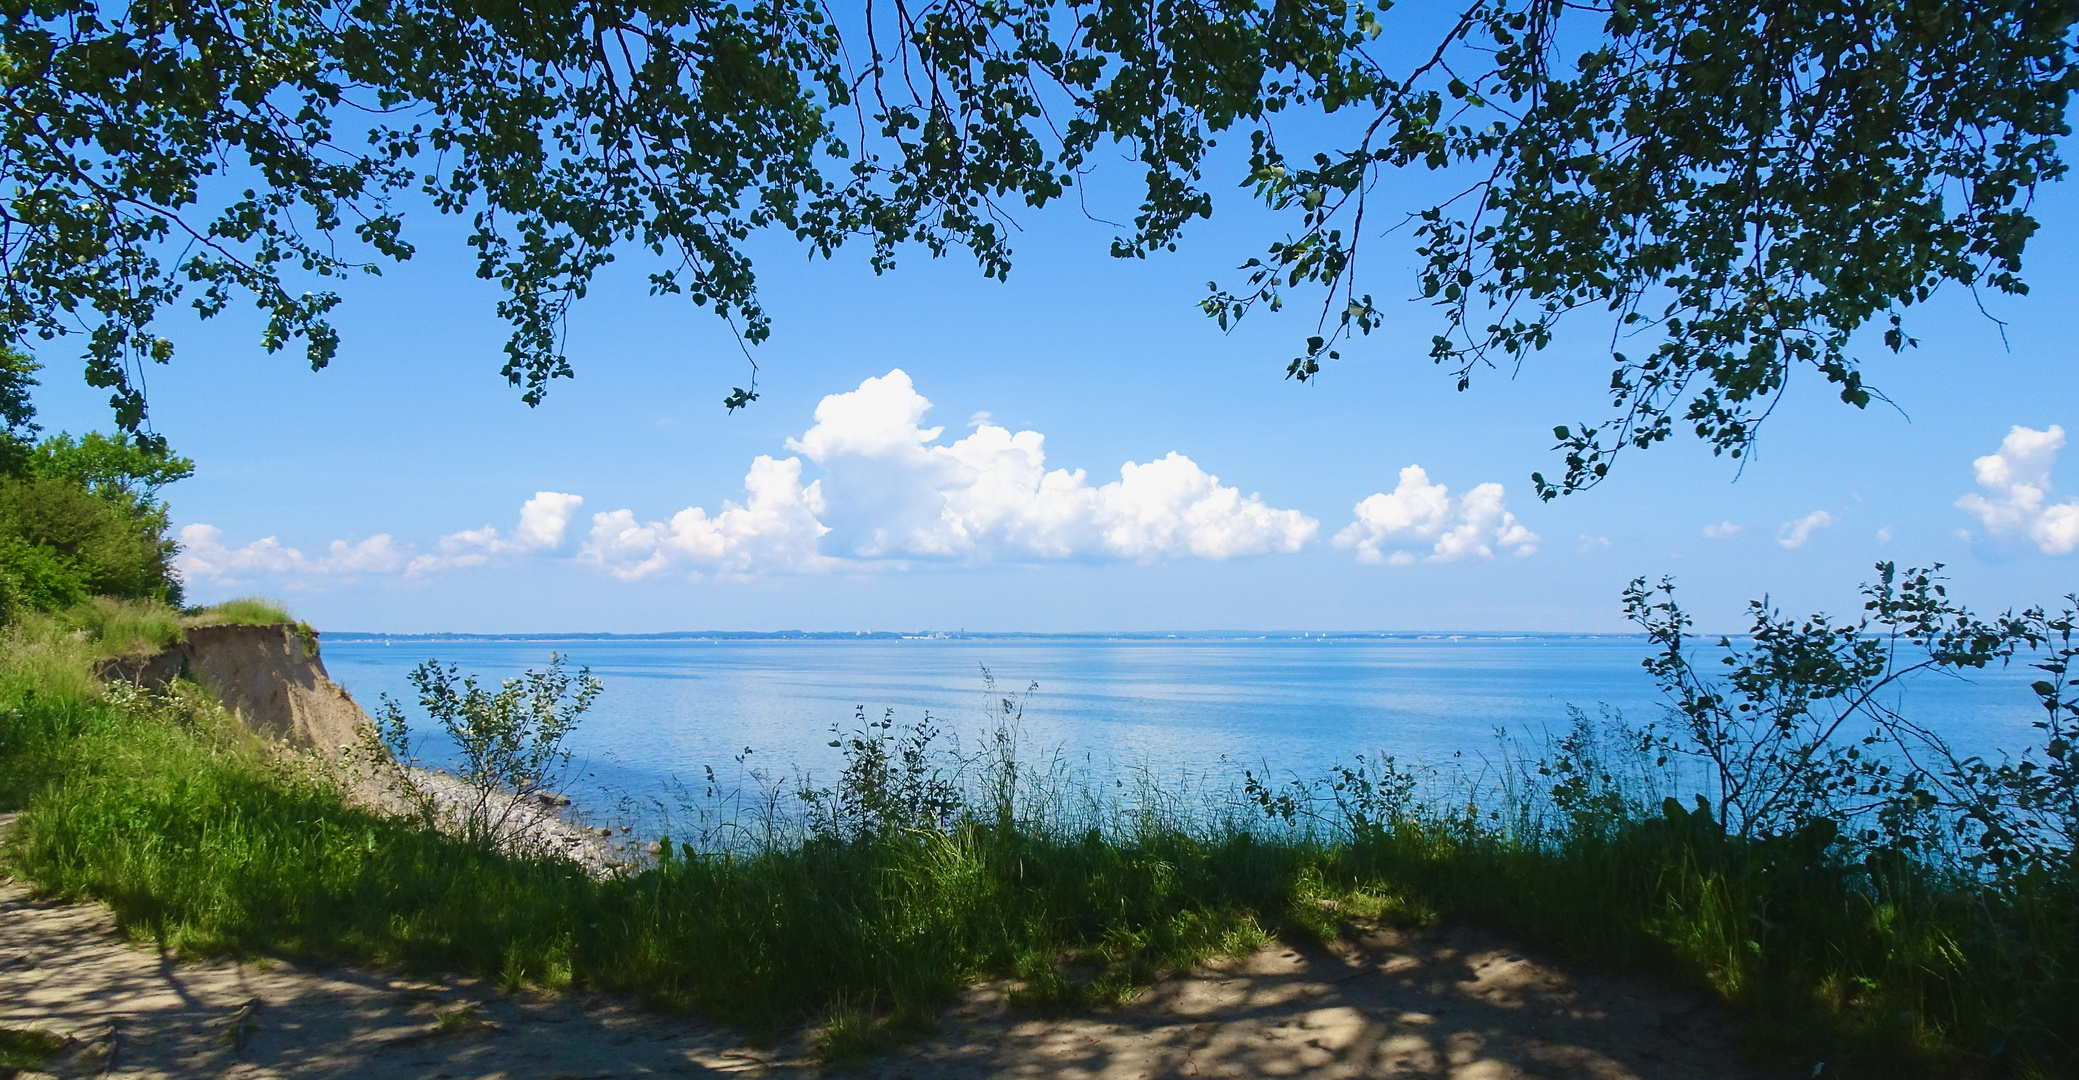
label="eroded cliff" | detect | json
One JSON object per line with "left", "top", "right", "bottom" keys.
{"left": 98, "top": 622, "right": 377, "bottom": 758}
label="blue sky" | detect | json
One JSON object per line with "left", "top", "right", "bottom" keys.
{"left": 25, "top": 151, "right": 2079, "bottom": 633}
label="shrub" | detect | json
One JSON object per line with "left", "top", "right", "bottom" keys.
{"left": 0, "top": 476, "right": 179, "bottom": 618}
{"left": 0, "top": 532, "right": 87, "bottom": 614}
{"left": 379, "top": 654, "right": 603, "bottom": 846}
{"left": 0, "top": 347, "right": 191, "bottom": 620}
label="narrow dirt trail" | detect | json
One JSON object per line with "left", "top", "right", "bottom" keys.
{"left": 1, "top": 872, "right": 777, "bottom": 1079}
{"left": 1, "top": 852, "right": 1786, "bottom": 1078}
{"left": 872, "top": 923, "right": 1784, "bottom": 1080}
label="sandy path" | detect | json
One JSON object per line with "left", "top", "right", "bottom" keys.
{"left": 0, "top": 876, "right": 777, "bottom": 1078}
{"left": 877, "top": 925, "right": 1785, "bottom": 1080}
{"left": 1, "top": 837, "right": 1786, "bottom": 1078}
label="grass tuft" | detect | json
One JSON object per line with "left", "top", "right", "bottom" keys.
{"left": 59, "top": 596, "right": 183, "bottom": 656}
{"left": 429, "top": 1004, "right": 489, "bottom": 1036}
{"left": 815, "top": 995, "right": 926, "bottom": 1061}
{"left": 183, "top": 596, "right": 294, "bottom": 627}
{"left": 0, "top": 1026, "right": 70, "bottom": 1071}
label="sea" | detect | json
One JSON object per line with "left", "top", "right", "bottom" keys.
{"left": 321, "top": 633, "right": 2051, "bottom": 832}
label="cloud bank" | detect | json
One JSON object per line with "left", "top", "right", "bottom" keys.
{"left": 183, "top": 371, "right": 1337, "bottom": 587}
{"left": 1331, "top": 465, "right": 1539, "bottom": 565}
{"left": 1956, "top": 425, "right": 2079, "bottom": 555}
{"left": 179, "top": 527, "right": 413, "bottom": 580}
{"left": 578, "top": 455, "right": 834, "bottom": 580}
{"left": 579, "top": 370, "right": 1319, "bottom": 579}
{"left": 410, "top": 492, "right": 585, "bottom": 573}
{"left": 178, "top": 371, "right": 1556, "bottom": 590}
{"left": 180, "top": 492, "right": 582, "bottom": 585}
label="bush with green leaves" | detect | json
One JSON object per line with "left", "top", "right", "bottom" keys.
{"left": 378, "top": 654, "right": 602, "bottom": 846}
{"left": 1625, "top": 561, "right": 2079, "bottom": 883}
{"left": 0, "top": 475, "right": 182, "bottom": 617}
{"left": 0, "top": 347, "right": 192, "bottom": 620}
{"left": 801, "top": 706, "right": 964, "bottom": 841}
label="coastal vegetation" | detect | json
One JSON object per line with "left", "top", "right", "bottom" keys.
{"left": 0, "top": 348, "right": 190, "bottom": 624}
{"left": 0, "top": 567, "right": 2074, "bottom": 1076}
{"left": 2, "top": 5, "right": 2070, "bottom": 1073}
{"left": 182, "top": 596, "right": 296, "bottom": 627}
{"left": 378, "top": 654, "right": 603, "bottom": 846}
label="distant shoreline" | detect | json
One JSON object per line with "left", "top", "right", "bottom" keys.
{"left": 321, "top": 629, "right": 1655, "bottom": 643}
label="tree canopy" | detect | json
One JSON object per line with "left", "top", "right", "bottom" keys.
{"left": 0, "top": 347, "right": 190, "bottom": 615}
{"left": 2, "top": 0, "right": 2073, "bottom": 492}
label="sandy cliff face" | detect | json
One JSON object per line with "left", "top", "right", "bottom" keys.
{"left": 98, "top": 623, "right": 378, "bottom": 758}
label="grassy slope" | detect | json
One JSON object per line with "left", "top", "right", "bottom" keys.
{"left": 4, "top": 594, "right": 297, "bottom": 669}
{"left": 0, "top": 613, "right": 2069, "bottom": 1075}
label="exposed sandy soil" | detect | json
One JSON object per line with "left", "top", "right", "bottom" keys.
{"left": 97, "top": 624, "right": 371, "bottom": 761}
{"left": 1, "top": 815, "right": 1788, "bottom": 1080}
{"left": 399, "top": 769, "right": 632, "bottom": 878}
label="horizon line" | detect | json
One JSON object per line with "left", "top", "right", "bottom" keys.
{"left": 320, "top": 629, "right": 1656, "bottom": 642}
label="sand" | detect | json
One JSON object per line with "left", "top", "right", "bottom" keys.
{"left": 398, "top": 769, "right": 631, "bottom": 878}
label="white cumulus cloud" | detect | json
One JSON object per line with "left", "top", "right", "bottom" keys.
{"left": 177, "top": 372, "right": 1326, "bottom": 588}
{"left": 409, "top": 491, "right": 585, "bottom": 572}
{"left": 578, "top": 456, "right": 834, "bottom": 580}
{"left": 180, "top": 491, "right": 583, "bottom": 584}
{"left": 1703, "top": 521, "right": 1742, "bottom": 540}
{"left": 1956, "top": 425, "right": 2079, "bottom": 555}
{"left": 794, "top": 370, "right": 1318, "bottom": 562}
{"left": 514, "top": 491, "right": 586, "bottom": 549}
{"left": 1332, "top": 465, "right": 1539, "bottom": 564}
{"left": 582, "top": 369, "right": 1317, "bottom": 578}
{"left": 178, "top": 526, "right": 410, "bottom": 582}
{"left": 1777, "top": 510, "right": 1835, "bottom": 549}
{"left": 178, "top": 527, "right": 302, "bottom": 578}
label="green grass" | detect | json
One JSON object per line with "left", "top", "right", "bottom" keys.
{"left": 3, "top": 596, "right": 185, "bottom": 667}
{"left": 61, "top": 595, "right": 184, "bottom": 656}
{"left": 0, "top": 678, "right": 1333, "bottom": 1042}
{"left": 0, "top": 620, "right": 2071, "bottom": 1077}
{"left": 0, "top": 1026, "right": 70, "bottom": 1071}
{"left": 183, "top": 596, "right": 294, "bottom": 626}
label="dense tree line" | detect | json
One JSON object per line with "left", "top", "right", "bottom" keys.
{"left": 0, "top": 347, "right": 188, "bottom": 618}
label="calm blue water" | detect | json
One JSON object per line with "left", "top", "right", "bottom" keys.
{"left": 322, "top": 635, "right": 2050, "bottom": 822}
